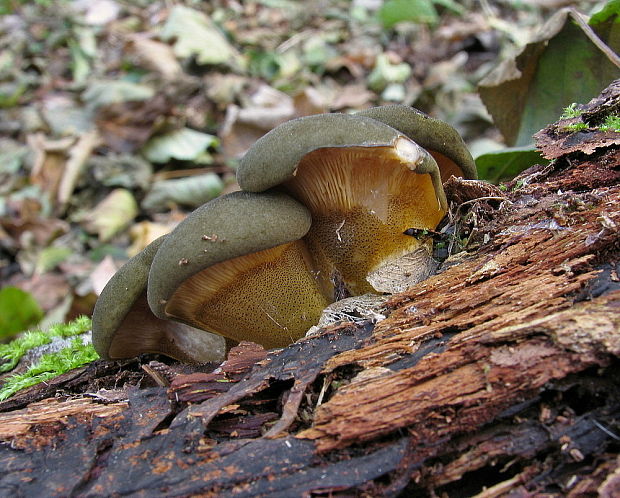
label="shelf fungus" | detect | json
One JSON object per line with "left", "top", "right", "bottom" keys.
{"left": 92, "top": 106, "right": 476, "bottom": 361}
{"left": 92, "top": 236, "right": 227, "bottom": 363}
{"left": 146, "top": 191, "right": 331, "bottom": 349}
{"left": 236, "top": 107, "right": 476, "bottom": 296}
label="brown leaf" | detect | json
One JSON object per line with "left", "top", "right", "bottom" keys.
{"left": 125, "top": 34, "right": 182, "bottom": 79}
{"left": 0, "top": 198, "right": 69, "bottom": 249}
{"left": 27, "top": 134, "right": 75, "bottom": 203}
{"left": 28, "top": 132, "right": 100, "bottom": 214}
{"left": 127, "top": 221, "right": 171, "bottom": 258}
{"left": 95, "top": 95, "right": 173, "bottom": 153}
{"left": 57, "top": 130, "right": 101, "bottom": 210}
{"left": 89, "top": 255, "right": 118, "bottom": 296}
{"left": 330, "top": 83, "right": 375, "bottom": 110}
{"left": 10, "top": 273, "right": 71, "bottom": 313}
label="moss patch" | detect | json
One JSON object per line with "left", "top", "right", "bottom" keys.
{"left": 600, "top": 114, "right": 620, "bottom": 132}
{"left": 0, "top": 316, "right": 98, "bottom": 401}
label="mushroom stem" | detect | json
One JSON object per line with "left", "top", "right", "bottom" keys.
{"left": 107, "top": 293, "right": 226, "bottom": 362}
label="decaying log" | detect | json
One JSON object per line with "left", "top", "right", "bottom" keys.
{"left": 0, "top": 83, "right": 619, "bottom": 496}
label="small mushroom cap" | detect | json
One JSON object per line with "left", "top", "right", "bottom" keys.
{"left": 356, "top": 104, "right": 477, "bottom": 181}
{"left": 236, "top": 111, "right": 455, "bottom": 297}
{"left": 92, "top": 236, "right": 226, "bottom": 362}
{"left": 147, "top": 190, "right": 313, "bottom": 320}
{"left": 237, "top": 113, "right": 413, "bottom": 192}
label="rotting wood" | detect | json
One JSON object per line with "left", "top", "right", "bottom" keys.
{"left": 0, "top": 83, "right": 619, "bottom": 496}
{"left": 0, "top": 397, "right": 127, "bottom": 439}
{"left": 299, "top": 292, "right": 619, "bottom": 451}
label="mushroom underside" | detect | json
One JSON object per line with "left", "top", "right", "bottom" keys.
{"left": 108, "top": 293, "right": 226, "bottom": 362}
{"left": 94, "top": 107, "right": 478, "bottom": 359}
{"left": 283, "top": 143, "right": 446, "bottom": 296}
{"left": 163, "top": 239, "right": 331, "bottom": 349}
{"left": 430, "top": 150, "right": 468, "bottom": 183}
{"left": 92, "top": 235, "right": 227, "bottom": 363}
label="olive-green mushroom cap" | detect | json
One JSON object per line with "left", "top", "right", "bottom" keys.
{"left": 147, "top": 190, "right": 312, "bottom": 319}
{"left": 356, "top": 105, "right": 477, "bottom": 180}
{"left": 92, "top": 236, "right": 227, "bottom": 362}
{"left": 236, "top": 113, "right": 443, "bottom": 192}
{"left": 92, "top": 236, "right": 165, "bottom": 358}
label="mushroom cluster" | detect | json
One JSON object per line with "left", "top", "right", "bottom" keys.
{"left": 92, "top": 105, "right": 476, "bottom": 362}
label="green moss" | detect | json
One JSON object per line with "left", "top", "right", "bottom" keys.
{"left": 563, "top": 121, "right": 588, "bottom": 132}
{"left": 560, "top": 102, "right": 620, "bottom": 133}
{"left": 0, "top": 315, "right": 92, "bottom": 373}
{"left": 560, "top": 103, "right": 583, "bottom": 119}
{"left": 0, "top": 336, "right": 98, "bottom": 401}
{"left": 600, "top": 114, "right": 620, "bottom": 132}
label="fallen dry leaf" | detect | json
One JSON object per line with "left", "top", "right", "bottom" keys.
{"left": 125, "top": 34, "right": 182, "bottom": 79}
{"left": 127, "top": 221, "right": 171, "bottom": 257}
{"left": 95, "top": 95, "right": 173, "bottom": 153}
{"left": 89, "top": 255, "right": 118, "bottom": 296}
{"left": 79, "top": 188, "right": 138, "bottom": 242}
{"left": 10, "top": 273, "right": 71, "bottom": 313}
{"left": 28, "top": 134, "right": 76, "bottom": 204}
{"left": 57, "top": 130, "right": 101, "bottom": 212}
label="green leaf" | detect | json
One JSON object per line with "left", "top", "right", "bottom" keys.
{"left": 475, "top": 145, "right": 550, "bottom": 183}
{"left": 69, "top": 27, "right": 96, "bottom": 85}
{"left": 142, "top": 128, "right": 218, "bottom": 163}
{"left": 0, "top": 287, "right": 44, "bottom": 339}
{"left": 378, "top": 0, "right": 438, "bottom": 28}
{"left": 433, "top": 0, "right": 465, "bottom": 15}
{"left": 0, "top": 82, "right": 26, "bottom": 109}
{"left": 83, "top": 80, "right": 155, "bottom": 108}
{"left": 80, "top": 188, "right": 139, "bottom": 242}
{"left": 160, "top": 6, "right": 243, "bottom": 69}
{"left": 590, "top": 0, "right": 620, "bottom": 25}
{"left": 368, "top": 53, "right": 412, "bottom": 92}
{"left": 0, "top": 139, "right": 28, "bottom": 179}
{"left": 302, "top": 37, "right": 337, "bottom": 72}
{"left": 479, "top": 9, "right": 620, "bottom": 146}
{"left": 35, "top": 246, "right": 72, "bottom": 274}
{"left": 142, "top": 173, "right": 224, "bottom": 212}
{"left": 248, "top": 50, "right": 285, "bottom": 81}
{"left": 89, "top": 154, "right": 153, "bottom": 190}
